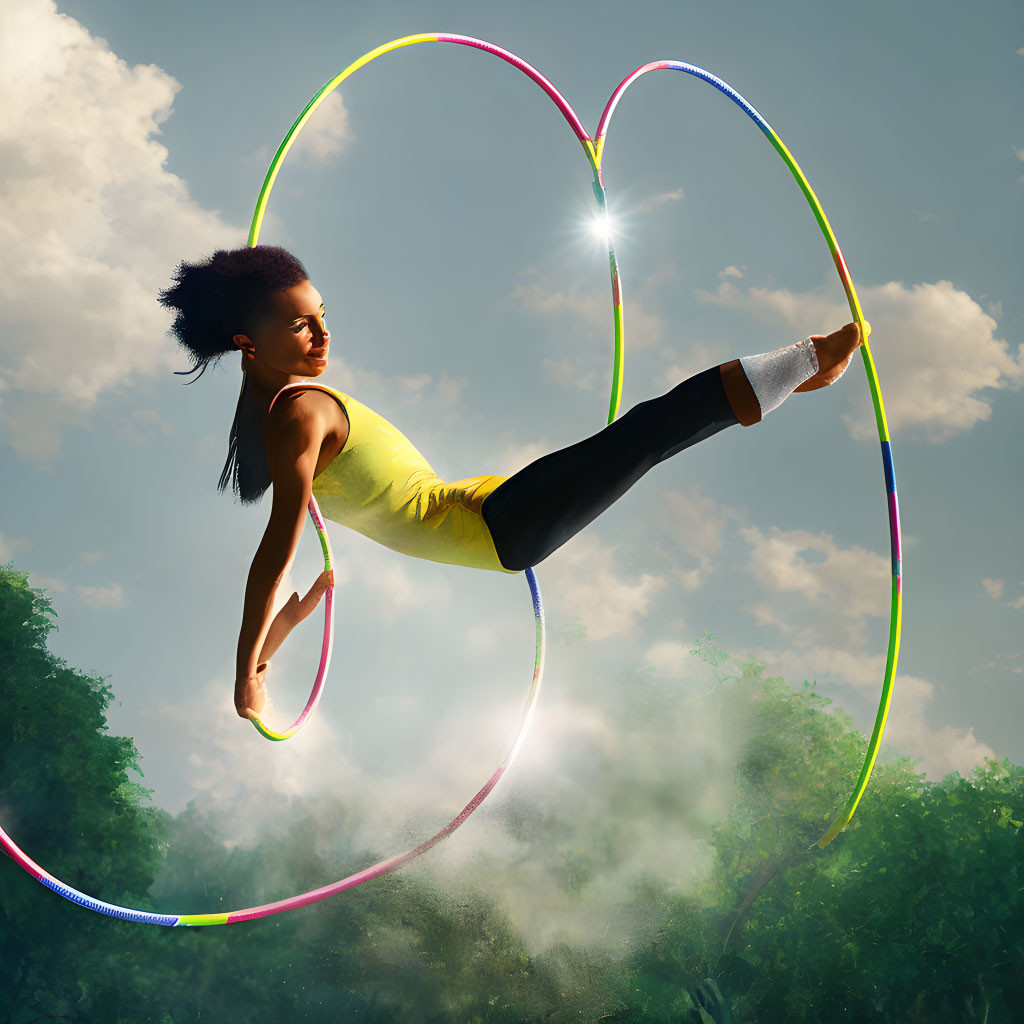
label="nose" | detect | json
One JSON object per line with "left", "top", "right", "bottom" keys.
{"left": 313, "top": 314, "right": 329, "bottom": 343}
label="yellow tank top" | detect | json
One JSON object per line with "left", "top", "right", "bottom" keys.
{"left": 269, "top": 382, "right": 517, "bottom": 575}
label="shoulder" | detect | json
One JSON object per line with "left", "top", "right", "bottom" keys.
{"left": 266, "top": 385, "right": 349, "bottom": 465}
{"left": 270, "top": 383, "right": 342, "bottom": 419}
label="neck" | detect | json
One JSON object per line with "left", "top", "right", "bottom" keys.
{"left": 241, "top": 356, "right": 312, "bottom": 419}
{"left": 242, "top": 370, "right": 307, "bottom": 423}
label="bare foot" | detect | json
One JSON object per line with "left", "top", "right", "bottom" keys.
{"left": 794, "top": 322, "right": 867, "bottom": 393}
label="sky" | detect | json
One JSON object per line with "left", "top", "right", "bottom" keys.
{"left": 0, "top": 0, "right": 1022, "bottom": 950}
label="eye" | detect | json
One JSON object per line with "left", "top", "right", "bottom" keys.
{"left": 291, "top": 321, "right": 310, "bottom": 334}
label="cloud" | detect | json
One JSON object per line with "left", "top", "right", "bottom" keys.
{"left": 981, "top": 652, "right": 1024, "bottom": 675}
{"left": 718, "top": 265, "right": 744, "bottom": 280}
{"left": 0, "top": 531, "right": 31, "bottom": 563}
{"left": 0, "top": 0, "right": 236, "bottom": 461}
{"left": 695, "top": 278, "right": 1024, "bottom": 442}
{"left": 490, "top": 436, "right": 552, "bottom": 478}
{"left": 541, "top": 355, "right": 601, "bottom": 392}
{"left": 640, "top": 639, "right": 692, "bottom": 678}
{"left": 982, "top": 578, "right": 1004, "bottom": 600}
{"left": 751, "top": 643, "right": 999, "bottom": 782}
{"left": 349, "top": 546, "right": 453, "bottom": 620}
{"left": 643, "top": 186, "right": 686, "bottom": 207}
{"left": 510, "top": 271, "right": 667, "bottom": 359}
{"left": 288, "top": 91, "right": 352, "bottom": 165}
{"left": 747, "top": 602, "right": 793, "bottom": 633}
{"left": 867, "top": 671, "right": 997, "bottom": 783}
{"left": 28, "top": 572, "right": 67, "bottom": 593}
{"left": 75, "top": 581, "right": 127, "bottom": 610}
{"left": 624, "top": 188, "right": 687, "bottom": 217}
{"left": 653, "top": 485, "right": 746, "bottom": 590}
{"left": 739, "top": 524, "right": 891, "bottom": 653}
{"left": 537, "top": 533, "right": 668, "bottom": 641}
{"left": 733, "top": 523, "right": 996, "bottom": 784}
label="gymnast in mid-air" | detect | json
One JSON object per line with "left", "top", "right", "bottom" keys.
{"left": 159, "top": 245, "right": 864, "bottom": 722}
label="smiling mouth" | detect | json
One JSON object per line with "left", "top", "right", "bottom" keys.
{"left": 309, "top": 346, "right": 329, "bottom": 361}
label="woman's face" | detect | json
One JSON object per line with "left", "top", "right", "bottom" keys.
{"left": 234, "top": 278, "right": 330, "bottom": 379}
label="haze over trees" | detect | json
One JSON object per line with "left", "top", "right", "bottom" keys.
{"left": 2, "top": 563, "right": 1021, "bottom": 1022}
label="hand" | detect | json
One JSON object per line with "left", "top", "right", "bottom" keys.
{"left": 235, "top": 664, "right": 267, "bottom": 720}
{"left": 257, "top": 569, "right": 335, "bottom": 664}
{"left": 289, "top": 568, "right": 335, "bottom": 628}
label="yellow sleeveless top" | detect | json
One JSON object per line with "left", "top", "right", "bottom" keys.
{"left": 270, "top": 382, "right": 517, "bottom": 575}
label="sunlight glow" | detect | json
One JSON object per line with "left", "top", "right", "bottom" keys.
{"left": 591, "top": 210, "right": 617, "bottom": 242}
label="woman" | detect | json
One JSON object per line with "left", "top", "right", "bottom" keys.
{"left": 159, "top": 246, "right": 863, "bottom": 722}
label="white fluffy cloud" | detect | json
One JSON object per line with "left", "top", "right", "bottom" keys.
{"left": 289, "top": 90, "right": 352, "bottom": 165}
{"left": 745, "top": 640, "right": 998, "bottom": 783}
{"left": 695, "top": 278, "right": 1024, "bottom": 442}
{"left": 739, "top": 524, "right": 891, "bottom": 650}
{"left": 735, "top": 523, "right": 999, "bottom": 782}
{"left": 538, "top": 532, "right": 668, "bottom": 641}
{"left": 0, "top": 0, "right": 236, "bottom": 459}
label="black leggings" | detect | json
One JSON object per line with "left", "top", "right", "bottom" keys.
{"left": 481, "top": 365, "right": 739, "bottom": 571}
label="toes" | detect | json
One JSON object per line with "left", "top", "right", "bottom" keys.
{"left": 845, "top": 321, "right": 870, "bottom": 345}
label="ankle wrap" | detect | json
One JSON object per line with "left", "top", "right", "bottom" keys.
{"left": 739, "top": 338, "right": 818, "bottom": 417}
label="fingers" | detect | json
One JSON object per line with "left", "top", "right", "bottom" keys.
{"left": 297, "top": 571, "right": 334, "bottom": 616}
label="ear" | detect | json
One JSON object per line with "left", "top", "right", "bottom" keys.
{"left": 233, "top": 333, "right": 256, "bottom": 360}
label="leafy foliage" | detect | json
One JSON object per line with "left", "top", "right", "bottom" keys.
{"left": 1, "top": 565, "right": 1021, "bottom": 1022}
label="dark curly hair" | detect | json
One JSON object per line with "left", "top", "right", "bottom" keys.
{"left": 159, "top": 245, "right": 310, "bottom": 505}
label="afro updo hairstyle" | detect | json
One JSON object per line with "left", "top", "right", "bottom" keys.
{"left": 159, "top": 245, "right": 310, "bottom": 505}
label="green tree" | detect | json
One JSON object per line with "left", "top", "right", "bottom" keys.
{"left": 0, "top": 564, "right": 165, "bottom": 1022}
{"left": 4, "top": 572, "right": 1023, "bottom": 1022}
{"left": 609, "top": 640, "right": 1024, "bottom": 1023}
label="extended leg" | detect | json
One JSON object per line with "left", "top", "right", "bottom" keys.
{"left": 481, "top": 364, "right": 740, "bottom": 571}
{"left": 482, "top": 324, "right": 863, "bottom": 570}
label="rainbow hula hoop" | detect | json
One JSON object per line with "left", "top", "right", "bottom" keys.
{"left": 0, "top": 34, "right": 900, "bottom": 926}
{"left": 589, "top": 61, "right": 902, "bottom": 847}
